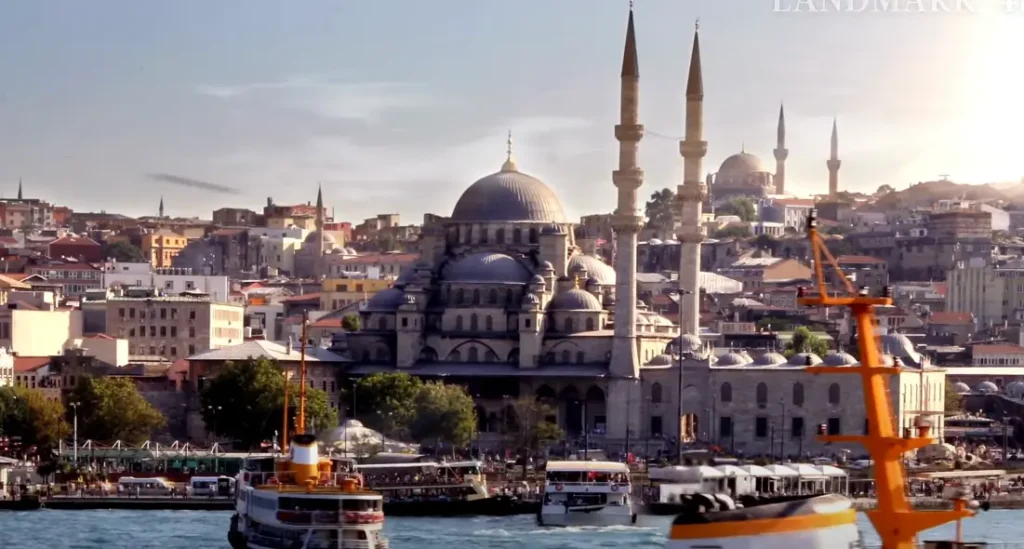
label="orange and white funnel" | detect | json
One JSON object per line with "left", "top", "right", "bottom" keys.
{"left": 288, "top": 433, "right": 320, "bottom": 482}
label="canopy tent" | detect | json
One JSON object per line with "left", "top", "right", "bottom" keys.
{"left": 762, "top": 464, "right": 799, "bottom": 477}
{"left": 321, "top": 420, "right": 419, "bottom": 455}
{"left": 737, "top": 464, "right": 777, "bottom": 477}
{"left": 785, "top": 463, "right": 827, "bottom": 478}
{"left": 714, "top": 465, "right": 751, "bottom": 477}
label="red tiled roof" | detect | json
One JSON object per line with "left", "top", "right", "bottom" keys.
{"left": 280, "top": 292, "right": 322, "bottom": 303}
{"left": 340, "top": 253, "right": 419, "bottom": 265}
{"left": 4, "top": 273, "right": 29, "bottom": 281}
{"left": 929, "top": 311, "right": 973, "bottom": 325}
{"left": 28, "top": 263, "right": 101, "bottom": 271}
{"left": 974, "top": 344, "right": 1024, "bottom": 356}
{"left": 836, "top": 255, "right": 886, "bottom": 264}
{"left": 88, "top": 333, "right": 115, "bottom": 340}
{"left": 311, "top": 318, "right": 343, "bottom": 328}
{"left": 14, "top": 356, "right": 50, "bottom": 373}
{"left": 0, "top": 237, "right": 19, "bottom": 246}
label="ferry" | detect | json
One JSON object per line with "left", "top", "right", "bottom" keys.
{"left": 538, "top": 460, "right": 636, "bottom": 527}
{"left": 664, "top": 207, "right": 980, "bottom": 549}
{"left": 356, "top": 460, "right": 489, "bottom": 502}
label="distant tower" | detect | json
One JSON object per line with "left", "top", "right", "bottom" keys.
{"left": 677, "top": 21, "right": 706, "bottom": 335}
{"left": 609, "top": 6, "right": 643, "bottom": 380}
{"left": 17, "top": 179, "right": 23, "bottom": 201}
{"left": 828, "top": 118, "right": 841, "bottom": 198}
{"left": 773, "top": 103, "right": 788, "bottom": 195}
{"left": 315, "top": 185, "right": 325, "bottom": 264}
{"left": 158, "top": 196, "right": 165, "bottom": 219}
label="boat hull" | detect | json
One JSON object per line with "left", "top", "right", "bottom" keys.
{"left": 383, "top": 496, "right": 536, "bottom": 517}
{"left": 537, "top": 506, "right": 637, "bottom": 527}
{"left": 665, "top": 523, "right": 860, "bottom": 549}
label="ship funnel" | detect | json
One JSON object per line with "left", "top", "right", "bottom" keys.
{"left": 289, "top": 433, "right": 320, "bottom": 482}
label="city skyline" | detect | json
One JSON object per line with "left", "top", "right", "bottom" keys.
{"left": 0, "top": 0, "right": 1020, "bottom": 221}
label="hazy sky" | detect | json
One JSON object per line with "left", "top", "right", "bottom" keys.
{"left": 0, "top": 0, "right": 1021, "bottom": 222}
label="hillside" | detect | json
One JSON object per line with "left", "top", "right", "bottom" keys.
{"left": 870, "top": 180, "right": 1009, "bottom": 210}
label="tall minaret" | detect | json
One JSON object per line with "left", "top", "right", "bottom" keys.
{"left": 315, "top": 184, "right": 325, "bottom": 277}
{"left": 677, "top": 21, "right": 706, "bottom": 335}
{"left": 17, "top": 179, "right": 23, "bottom": 201}
{"left": 827, "top": 118, "right": 841, "bottom": 198}
{"left": 773, "top": 103, "right": 788, "bottom": 195}
{"left": 158, "top": 196, "right": 165, "bottom": 219}
{"left": 609, "top": 6, "right": 643, "bottom": 379}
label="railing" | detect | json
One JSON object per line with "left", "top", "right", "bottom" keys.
{"left": 242, "top": 471, "right": 363, "bottom": 488}
{"left": 863, "top": 544, "right": 1024, "bottom": 548}
{"left": 275, "top": 510, "right": 384, "bottom": 526}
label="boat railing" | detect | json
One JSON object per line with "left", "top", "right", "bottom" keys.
{"left": 545, "top": 481, "right": 629, "bottom": 488}
{"left": 275, "top": 509, "right": 385, "bottom": 526}
{"left": 243, "top": 471, "right": 366, "bottom": 488}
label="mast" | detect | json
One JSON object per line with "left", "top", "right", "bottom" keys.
{"left": 298, "top": 313, "right": 308, "bottom": 434}
{"left": 798, "top": 209, "right": 972, "bottom": 549}
{"left": 281, "top": 367, "right": 289, "bottom": 452}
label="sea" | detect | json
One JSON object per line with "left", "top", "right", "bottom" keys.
{"left": 1, "top": 510, "right": 1023, "bottom": 548}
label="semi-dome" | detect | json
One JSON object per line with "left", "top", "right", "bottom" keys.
{"left": 716, "top": 352, "right": 752, "bottom": 366}
{"left": 304, "top": 230, "right": 336, "bottom": 245}
{"left": 676, "top": 334, "right": 703, "bottom": 353}
{"left": 976, "top": 381, "right": 1000, "bottom": 394}
{"left": 755, "top": 351, "right": 787, "bottom": 366}
{"left": 1006, "top": 381, "right": 1024, "bottom": 399}
{"left": 823, "top": 351, "right": 858, "bottom": 366}
{"left": 548, "top": 288, "right": 602, "bottom": 311}
{"left": 717, "top": 151, "right": 770, "bottom": 177}
{"left": 647, "top": 354, "right": 674, "bottom": 366}
{"left": 568, "top": 255, "right": 616, "bottom": 285}
{"left": 952, "top": 381, "right": 971, "bottom": 394}
{"left": 787, "top": 352, "right": 823, "bottom": 366}
{"left": 362, "top": 288, "right": 406, "bottom": 312}
{"left": 450, "top": 164, "right": 568, "bottom": 223}
{"left": 442, "top": 252, "right": 532, "bottom": 283}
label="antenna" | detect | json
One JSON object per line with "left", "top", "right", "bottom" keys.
{"left": 939, "top": 174, "right": 950, "bottom": 181}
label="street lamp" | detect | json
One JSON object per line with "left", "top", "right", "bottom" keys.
{"left": 69, "top": 402, "right": 80, "bottom": 463}
{"left": 779, "top": 397, "right": 786, "bottom": 461}
{"left": 206, "top": 405, "right": 222, "bottom": 443}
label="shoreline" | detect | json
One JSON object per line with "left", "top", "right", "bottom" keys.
{"left": 853, "top": 497, "right": 1024, "bottom": 510}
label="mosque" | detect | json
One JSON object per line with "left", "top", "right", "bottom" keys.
{"left": 341, "top": 9, "right": 941, "bottom": 456}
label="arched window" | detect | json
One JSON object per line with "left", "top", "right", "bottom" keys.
{"left": 470, "top": 314, "right": 479, "bottom": 331}
{"left": 564, "top": 318, "right": 574, "bottom": 332}
{"left": 792, "top": 382, "right": 805, "bottom": 407}
{"left": 513, "top": 228, "right": 522, "bottom": 243}
{"left": 375, "top": 348, "right": 387, "bottom": 362}
{"left": 449, "top": 350, "right": 461, "bottom": 362}
{"left": 651, "top": 382, "right": 663, "bottom": 404}
{"left": 455, "top": 316, "right": 464, "bottom": 330}
{"left": 576, "top": 351, "right": 585, "bottom": 363}
{"left": 561, "top": 350, "right": 571, "bottom": 363}
{"left": 495, "top": 228, "right": 505, "bottom": 243}
{"left": 720, "top": 382, "right": 732, "bottom": 403}
{"left": 467, "top": 347, "right": 479, "bottom": 362}
{"left": 488, "top": 288, "right": 498, "bottom": 304}
{"left": 377, "top": 317, "right": 387, "bottom": 331}
{"left": 465, "top": 225, "right": 473, "bottom": 244}
{"left": 585, "top": 317, "right": 595, "bottom": 331}
{"left": 472, "top": 289, "right": 481, "bottom": 305}
{"left": 756, "top": 382, "right": 768, "bottom": 408}
{"left": 485, "top": 316, "right": 493, "bottom": 331}
{"left": 828, "top": 383, "right": 841, "bottom": 405}
{"left": 484, "top": 350, "right": 498, "bottom": 362}
{"left": 506, "top": 289, "right": 514, "bottom": 305}
{"left": 529, "top": 228, "right": 538, "bottom": 243}
{"left": 479, "top": 229, "right": 488, "bottom": 244}
{"left": 455, "top": 288, "right": 465, "bottom": 304}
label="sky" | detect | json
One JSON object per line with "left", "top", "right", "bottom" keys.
{"left": 0, "top": 0, "right": 1022, "bottom": 222}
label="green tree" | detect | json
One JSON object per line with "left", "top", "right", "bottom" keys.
{"left": 0, "top": 386, "right": 68, "bottom": 455}
{"left": 784, "top": 326, "right": 830, "bottom": 358}
{"left": 756, "top": 317, "right": 794, "bottom": 332}
{"left": 200, "top": 358, "right": 339, "bottom": 449}
{"left": 352, "top": 372, "right": 423, "bottom": 437}
{"left": 508, "top": 397, "right": 563, "bottom": 452}
{"left": 644, "top": 188, "right": 676, "bottom": 234}
{"left": 716, "top": 198, "right": 756, "bottom": 222}
{"left": 341, "top": 314, "right": 361, "bottom": 332}
{"left": 408, "top": 382, "right": 477, "bottom": 448}
{"left": 945, "top": 379, "right": 964, "bottom": 414}
{"left": 101, "top": 241, "right": 146, "bottom": 262}
{"left": 712, "top": 225, "right": 749, "bottom": 239}
{"left": 67, "top": 377, "right": 166, "bottom": 444}
{"left": 875, "top": 184, "right": 895, "bottom": 196}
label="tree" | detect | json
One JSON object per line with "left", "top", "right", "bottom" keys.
{"left": 67, "top": 377, "right": 166, "bottom": 444}
{"left": 716, "top": 198, "right": 756, "bottom": 222}
{"left": 341, "top": 315, "right": 361, "bottom": 332}
{"left": 875, "top": 184, "right": 895, "bottom": 196}
{"left": 507, "top": 397, "right": 563, "bottom": 452}
{"left": 199, "top": 358, "right": 339, "bottom": 449}
{"left": 408, "top": 382, "right": 477, "bottom": 448}
{"left": 712, "top": 225, "right": 749, "bottom": 239}
{"left": 945, "top": 379, "right": 964, "bottom": 414}
{"left": 784, "top": 326, "right": 830, "bottom": 358}
{"left": 101, "top": 241, "right": 146, "bottom": 262}
{"left": 352, "top": 372, "right": 423, "bottom": 437}
{"left": 0, "top": 386, "right": 68, "bottom": 455}
{"left": 645, "top": 188, "right": 676, "bottom": 234}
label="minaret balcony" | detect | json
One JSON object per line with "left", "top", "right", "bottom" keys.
{"left": 773, "top": 148, "right": 789, "bottom": 161}
{"left": 676, "top": 181, "right": 707, "bottom": 202}
{"left": 613, "top": 168, "right": 644, "bottom": 190}
{"left": 679, "top": 140, "right": 707, "bottom": 158}
{"left": 614, "top": 124, "right": 644, "bottom": 142}
{"left": 610, "top": 213, "right": 644, "bottom": 233}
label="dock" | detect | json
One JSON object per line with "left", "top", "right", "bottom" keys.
{"left": 41, "top": 496, "right": 234, "bottom": 511}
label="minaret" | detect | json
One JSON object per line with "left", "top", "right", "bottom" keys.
{"left": 609, "top": 6, "right": 643, "bottom": 379}
{"left": 677, "top": 21, "right": 706, "bottom": 335}
{"left": 315, "top": 184, "right": 325, "bottom": 277}
{"left": 827, "top": 118, "right": 841, "bottom": 198}
{"left": 158, "top": 196, "right": 165, "bottom": 219}
{"left": 17, "top": 179, "right": 23, "bottom": 201}
{"left": 773, "top": 103, "right": 788, "bottom": 195}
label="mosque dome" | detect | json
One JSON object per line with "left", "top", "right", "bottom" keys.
{"left": 952, "top": 382, "right": 971, "bottom": 394}
{"left": 879, "top": 333, "right": 921, "bottom": 362}
{"left": 716, "top": 352, "right": 751, "bottom": 366}
{"left": 648, "top": 238, "right": 664, "bottom": 246}
{"left": 304, "top": 230, "right": 336, "bottom": 246}
{"left": 568, "top": 255, "right": 616, "bottom": 285}
{"left": 676, "top": 334, "right": 704, "bottom": 353}
{"left": 548, "top": 288, "right": 602, "bottom": 311}
{"left": 787, "top": 352, "right": 823, "bottom": 366}
{"left": 976, "top": 381, "right": 1000, "bottom": 394}
{"left": 442, "top": 252, "right": 532, "bottom": 284}
{"left": 1006, "top": 381, "right": 1024, "bottom": 399}
{"left": 823, "top": 351, "right": 858, "bottom": 367}
{"left": 393, "top": 269, "right": 416, "bottom": 288}
{"left": 755, "top": 351, "right": 787, "bottom": 367}
{"left": 647, "top": 354, "right": 674, "bottom": 366}
{"left": 450, "top": 160, "right": 568, "bottom": 223}
{"left": 717, "top": 151, "right": 770, "bottom": 177}
{"left": 362, "top": 288, "right": 406, "bottom": 312}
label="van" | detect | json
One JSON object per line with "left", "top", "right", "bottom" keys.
{"left": 189, "top": 476, "right": 235, "bottom": 497}
{"left": 117, "top": 476, "right": 174, "bottom": 496}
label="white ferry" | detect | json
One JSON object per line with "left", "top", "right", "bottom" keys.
{"left": 228, "top": 434, "right": 388, "bottom": 549}
{"left": 538, "top": 460, "right": 636, "bottom": 527}
{"left": 356, "top": 460, "right": 489, "bottom": 502}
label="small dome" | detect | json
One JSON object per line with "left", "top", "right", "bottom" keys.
{"left": 540, "top": 261, "right": 555, "bottom": 272}
{"left": 977, "top": 381, "right": 1000, "bottom": 394}
{"left": 646, "top": 313, "right": 674, "bottom": 326}
{"left": 879, "top": 333, "right": 921, "bottom": 362}
{"left": 442, "top": 252, "right": 532, "bottom": 283}
{"left": 530, "top": 274, "right": 546, "bottom": 285}
{"left": 647, "top": 354, "right": 674, "bottom": 366}
{"left": 716, "top": 352, "right": 752, "bottom": 366}
{"left": 755, "top": 352, "right": 787, "bottom": 366}
{"left": 718, "top": 151, "right": 770, "bottom": 177}
{"left": 648, "top": 238, "right": 664, "bottom": 246}
{"left": 522, "top": 294, "right": 540, "bottom": 305}
{"left": 541, "top": 223, "right": 565, "bottom": 235}
{"left": 304, "top": 230, "right": 336, "bottom": 245}
{"left": 362, "top": 288, "right": 406, "bottom": 312}
{"left": 676, "top": 334, "right": 703, "bottom": 353}
{"left": 1006, "top": 381, "right": 1024, "bottom": 398}
{"left": 568, "top": 255, "right": 616, "bottom": 285}
{"left": 787, "top": 352, "right": 823, "bottom": 366}
{"left": 823, "top": 351, "right": 858, "bottom": 366}
{"left": 450, "top": 167, "right": 568, "bottom": 223}
{"left": 952, "top": 381, "right": 971, "bottom": 394}
{"left": 548, "top": 288, "right": 602, "bottom": 311}
{"left": 344, "top": 247, "right": 358, "bottom": 255}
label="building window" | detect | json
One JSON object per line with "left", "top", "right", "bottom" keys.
{"left": 472, "top": 289, "right": 481, "bottom": 305}
{"left": 719, "top": 416, "right": 733, "bottom": 438}
{"left": 561, "top": 350, "right": 570, "bottom": 363}
{"left": 170, "top": 326, "right": 177, "bottom": 337}
{"left": 470, "top": 314, "right": 479, "bottom": 331}
{"left": 755, "top": 416, "right": 768, "bottom": 438}
{"left": 455, "top": 316, "right": 464, "bottom": 330}
{"left": 828, "top": 383, "right": 841, "bottom": 405}
{"left": 827, "top": 417, "right": 841, "bottom": 435}
{"left": 756, "top": 382, "right": 768, "bottom": 408}
{"left": 467, "top": 347, "right": 479, "bottom": 362}
{"left": 650, "top": 416, "right": 663, "bottom": 436}
{"left": 188, "top": 326, "right": 196, "bottom": 338}
{"left": 485, "top": 316, "right": 493, "bottom": 331}
{"left": 524, "top": 318, "right": 531, "bottom": 329}
{"left": 488, "top": 288, "right": 498, "bottom": 304}
{"left": 792, "top": 382, "right": 805, "bottom": 407}
{"left": 160, "top": 308, "right": 167, "bottom": 319}
{"left": 651, "top": 382, "right": 663, "bottom": 404}
{"left": 791, "top": 417, "right": 804, "bottom": 439}
{"left": 377, "top": 317, "right": 387, "bottom": 330}
{"left": 720, "top": 382, "right": 732, "bottom": 403}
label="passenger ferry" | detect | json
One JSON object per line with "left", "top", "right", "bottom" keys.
{"left": 538, "top": 460, "right": 636, "bottom": 527}
{"left": 356, "top": 460, "right": 489, "bottom": 502}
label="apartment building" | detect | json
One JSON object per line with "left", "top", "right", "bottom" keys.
{"left": 0, "top": 305, "right": 84, "bottom": 356}
{"left": 105, "top": 296, "right": 245, "bottom": 359}
{"left": 320, "top": 276, "right": 392, "bottom": 311}
{"left": 27, "top": 262, "right": 103, "bottom": 297}
{"left": 100, "top": 262, "right": 230, "bottom": 302}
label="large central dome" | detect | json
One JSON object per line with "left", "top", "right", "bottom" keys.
{"left": 450, "top": 161, "right": 568, "bottom": 223}
{"left": 718, "top": 151, "right": 770, "bottom": 177}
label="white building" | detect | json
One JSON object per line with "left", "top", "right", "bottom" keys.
{"left": 101, "top": 262, "right": 230, "bottom": 302}
{"left": 248, "top": 226, "right": 308, "bottom": 240}
{"left": 0, "top": 348, "right": 12, "bottom": 387}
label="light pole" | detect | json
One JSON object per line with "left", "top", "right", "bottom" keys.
{"left": 779, "top": 397, "right": 786, "bottom": 461}
{"left": 70, "top": 402, "right": 80, "bottom": 464}
{"left": 676, "top": 288, "right": 694, "bottom": 465}
{"left": 206, "top": 405, "right": 222, "bottom": 443}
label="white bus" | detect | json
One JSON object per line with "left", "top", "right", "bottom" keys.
{"left": 117, "top": 476, "right": 174, "bottom": 496}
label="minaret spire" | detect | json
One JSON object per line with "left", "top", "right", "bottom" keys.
{"left": 677, "top": 20, "right": 707, "bottom": 336}
{"left": 501, "top": 130, "right": 518, "bottom": 172}
{"left": 158, "top": 196, "right": 165, "bottom": 219}
{"left": 609, "top": 3, "right": 644, "bottom": 390}
{"left": 315, "top": 184, "right": 325, "bottom": 276}
{"left": 774, "top": 102, "right": 789, "bottom": 194}
{"left": 17, "top": 179, "right": 23, "bottom": 201}
{"left": 828, "top": 117, "right": 841, "bottom": 198}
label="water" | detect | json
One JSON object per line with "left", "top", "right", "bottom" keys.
{"left": 0, "top": 510, "right": 1023, "bottom": 548}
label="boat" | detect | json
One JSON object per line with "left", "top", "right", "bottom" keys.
{"left": 665, "top": 208, "right": 979, "bottom": 549}
{"left": 228, "top": 317, "right": 389, "bottom": 549}
{"left": 357, "top": 460, "right": 527, "bottom": 516}
{"left": 537, "top": 460, "right": 637, "bottom": 527}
